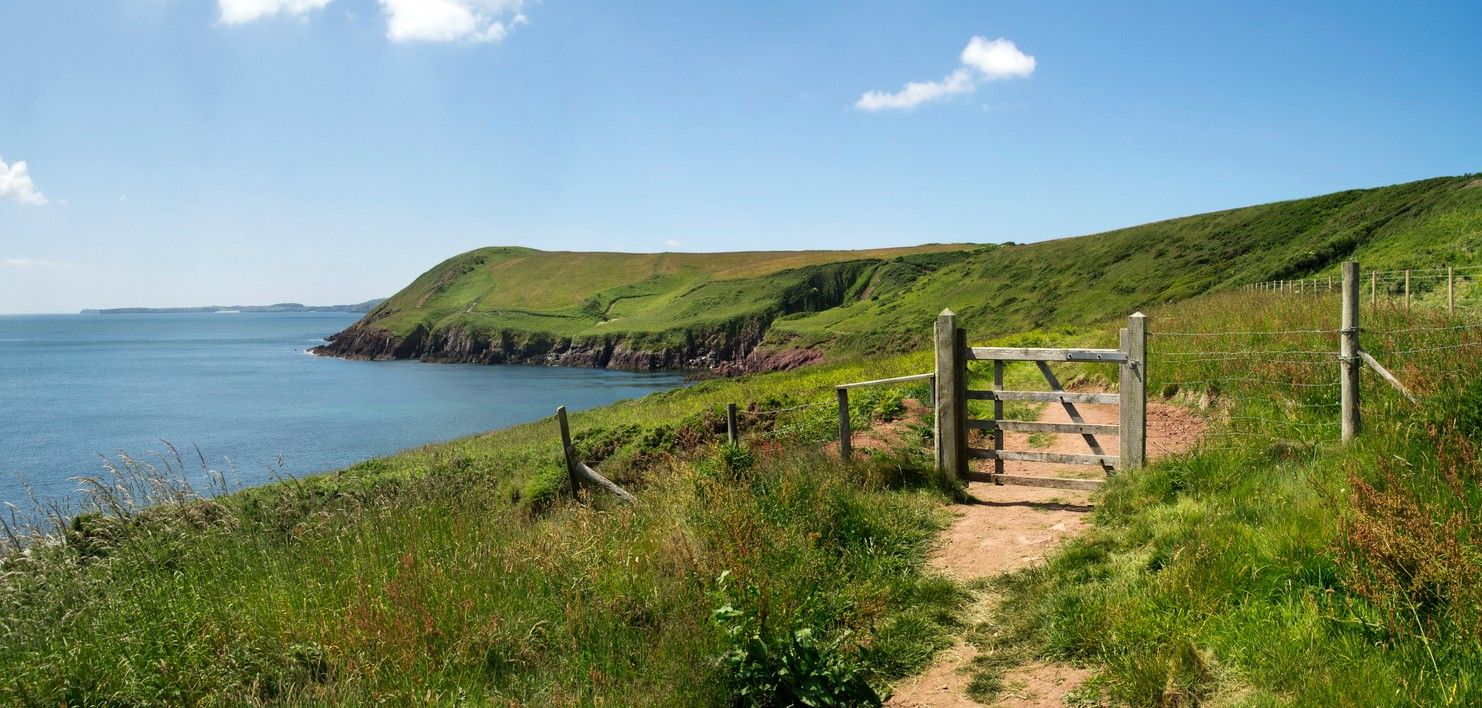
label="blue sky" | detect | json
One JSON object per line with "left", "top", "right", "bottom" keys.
{"left": 2, "top": 1, "right": 1479, "bottom": 313}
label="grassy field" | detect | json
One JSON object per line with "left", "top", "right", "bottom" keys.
{"left": 773, "top": 174, "right": 1482, "bottom": 352}
{"left": 328, "top": 174, "right": 1482, "bottom": 363}
{"left": 967, "top": 290, "right": 1482, "bottom": 705}
{"left": 347, "top": 244, "right": 979, "bottom": 343}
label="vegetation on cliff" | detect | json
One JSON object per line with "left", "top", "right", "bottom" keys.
{"left": 319, "top": 174, "right": 1482, "bottom": 369}
{"left": 315, "top": 245, "right": 978, "bottom": 369}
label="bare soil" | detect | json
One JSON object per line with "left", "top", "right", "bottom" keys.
{"left": 885, "top": 397, "right": 1206, "bottom": 706}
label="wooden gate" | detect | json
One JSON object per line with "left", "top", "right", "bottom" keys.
{"left": 933, "top": 310, "right": 1146, "bottom": 490}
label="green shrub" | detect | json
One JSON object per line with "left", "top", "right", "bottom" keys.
{"left": 711, "top": 572, "right": 882, "bottom": 707}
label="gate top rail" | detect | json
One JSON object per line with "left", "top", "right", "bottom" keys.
{"left": 967, "top": 346, "right": 1124, "bottom": 363}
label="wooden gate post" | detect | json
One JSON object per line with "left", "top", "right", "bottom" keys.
{"left": 1118, "top": 313, "right": 1147, "bottom": 470}
{"left": 1341, "top": 261, "right": 1361, "bottom": 442}
{"left": 934, "top": 310, "right": 965, "bottom": 478}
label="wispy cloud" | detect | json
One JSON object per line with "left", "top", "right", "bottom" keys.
{"left": 218, "top": 0, "right": 333, "bottom": 25}
{"left": 0, "top": 156, "right": 49, "bottom": 206}
{"left": 3, "top": 258, "right": 76, "bottom": 271}
{"left": 665, "top": 240, "right": 682, "bottom": 248}
{"left": 379, "top": 0, "right": 527, "bottom": 43}
{"left": 856, "top": 37, "right": 1035, "bottom": 112}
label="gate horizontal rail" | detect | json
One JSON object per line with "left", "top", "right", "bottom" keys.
{"left": 968, "top": 448, "right": 1118, "bottom": 466}
{"left": 967, "top": 347, "right": 1124, "bottom": 363}
{"left": 962, "top": 471, "right": 1103, "bottom": 491}
{"left": 967, "top": 419, "right": 1118, "bottom": 435}
{"left": 966, "top": 390, "right": 1120, "bottom": 404}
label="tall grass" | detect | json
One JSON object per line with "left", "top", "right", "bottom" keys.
{"left": 0, "top": 344, "right": 993, "bottom": 704}
{"left": 974, "top": 289, "right": 1482, "bottom": 705}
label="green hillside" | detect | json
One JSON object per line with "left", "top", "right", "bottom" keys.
{"left": 319, "top": 174, "right": 1482, "bottom": 369}
{"left": 315, "top": 244, "right": 979, "bottom": 367}
{"left": 773, "top": 174, "right": 1482, "bottom": 351}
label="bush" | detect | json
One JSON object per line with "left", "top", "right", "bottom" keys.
{"left": 711, "top": 572, "right": 882, "bottom": 707}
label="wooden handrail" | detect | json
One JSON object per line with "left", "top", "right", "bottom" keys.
{"left": 836, "top": 372, "right": 935, "bottom": 389}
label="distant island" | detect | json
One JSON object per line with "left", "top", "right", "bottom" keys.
{"left": 81, "top": 299, "right": 385, "bottom": 315}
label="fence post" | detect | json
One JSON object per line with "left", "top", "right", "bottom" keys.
{"left": 1448, "top": 266, "right": 1455, "bottom": 313}
{"left": 1370, "top": 271, "right": 1376, "bottom": 306}
{"left": 1405, "top": 269, "right": 1411, "bottom": 310}
{"left": 1118, "top": 313, "right": 1147, "bottom": 470}
{"left": 934, "top": 310, "right": 965, "bottom": 478}
{"left": 836, "top": 388, "right": 851, "bottom": 461}
{"left": 1341, "top": 262, "right": 1361, "bottom": 443}
{"left": 556, "top": 406, "right": 580, "bottom": 499}
{"left": 726, "top": 402, "right": 738, "bottom": 445}
{"left": 993, "top": 360, "right": 1005, "bottom": 481}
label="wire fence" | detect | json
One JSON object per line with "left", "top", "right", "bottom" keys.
{"left": 1156, "top": 265, "right": 1482, "bottom": 454}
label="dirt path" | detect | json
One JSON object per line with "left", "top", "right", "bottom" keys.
{"left": 886, "top": 399, "right": 1206, "bottom": 707}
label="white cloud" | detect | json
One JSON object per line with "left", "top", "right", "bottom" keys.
{"left": 959, "top": 37, "right": 1036, "bottom": 79}
{"left": 3, "top": 258, "right": 75, "bottom": 271}
{"left": 218, "top": 0, "right": 333, "bottom": 25}
{"left": 665, "top": 240, "right": 682, "bottom": 248}
{"left": 0, "top": 156, "right": 48, "bottom": 206}
{"left": 855, "top": 37, "right": 1035, "bottom": 112}
{"left": 380, "top": 0, "right": 527, "bottom": 43}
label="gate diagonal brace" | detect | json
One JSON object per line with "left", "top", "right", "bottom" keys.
{"left": 1034, "top": 361, "right": 1114, "bottom": 474}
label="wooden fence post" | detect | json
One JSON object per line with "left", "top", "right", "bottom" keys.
{"left": 726, "top": 403, "right": 738, "bottom": 445}
{"left": 1341, "top": 262, "right": 1361, "bottom": 443}
{"left": 556, "top": 406, "right": 580, "bottom": 499}
{"left": 1370, "top": 271, "right": 1376, "bottom": 306}
{"left": 1448, "top": 266, "right": 1455, "bottom": 313}
{"left": 1118, "top": 313, "right": 1147, "bottom": 470}
{"left": 836, "top": 388, "right": 851, "bottom": 461}
{"left": 934, "top": 310, "right": 965, "bottom": 478}
{"left": 1405, "top": 269, "right": 1411, "bottom": 310}
{"left": 993, "top": 360, "right": 1005, "bottom": 481}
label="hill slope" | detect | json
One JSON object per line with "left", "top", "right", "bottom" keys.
{"left": 318, "top": 174, "right": 1482, "bottom": 370}
{"left": 314, "top": 244, "right": 978, "bottom": 370}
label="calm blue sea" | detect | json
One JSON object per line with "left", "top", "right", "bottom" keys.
{"left": 0, "top": 313, "right": 683, "bottom": 507}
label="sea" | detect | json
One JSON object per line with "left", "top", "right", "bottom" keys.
{"left": 0, "top": 313, "right": 684, "bottom": 509}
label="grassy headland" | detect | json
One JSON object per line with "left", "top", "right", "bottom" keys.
{"left": 318, "top": 174, "right": 1482, "bottom": 370}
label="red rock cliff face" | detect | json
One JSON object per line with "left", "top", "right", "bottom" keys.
{"left": 311, "top": 317, "right": 820, "bottom": 375}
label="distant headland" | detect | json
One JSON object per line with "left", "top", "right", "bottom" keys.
{"left": 80, "top": 299, "right": 385, "bottom": 315}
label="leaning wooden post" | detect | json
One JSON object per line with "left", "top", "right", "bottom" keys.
{"left": 1118, "top": 313, "right": 1148, "bottom": 470}
{"left": 726, "top": 403, "right": 738, "bottom": 445}
{"left": 934, "top": 310, "right": 965, "bottom": 478}
{"left": 836, "top": 387, "right": 851, "bottom": 461}
{"left": 1341, "top": 262, "right": 1361, "bottom": 443}
{"left": 556, "top": 406, "right": 580, "bottom": 498}
{"left": 1448, "top": 266, "right": 1455, "bottom": 313}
